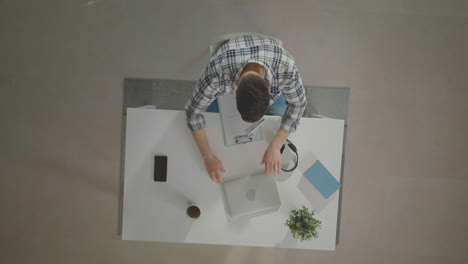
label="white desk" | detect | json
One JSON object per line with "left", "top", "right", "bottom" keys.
{"left": 122, "top": 109, "right": 344, "bottom": 250}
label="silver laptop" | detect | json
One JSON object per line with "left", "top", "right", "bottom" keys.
{"left": 222, "top": 173, "right": 281, "bottom": 221}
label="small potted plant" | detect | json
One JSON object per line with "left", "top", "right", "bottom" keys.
{"left": 285, "top": 205, "right": 321, "bottom": 242}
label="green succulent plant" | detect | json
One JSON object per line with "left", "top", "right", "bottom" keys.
{"left": 285, "top": 205, "right": 321, "bottom": 242}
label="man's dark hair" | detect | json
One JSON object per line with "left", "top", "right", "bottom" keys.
{"left": 236, "top": 74, "right": 270, "bottom": 123}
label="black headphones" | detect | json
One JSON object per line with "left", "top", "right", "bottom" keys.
{"left": 280, "top": 139, "right": 299, "bottom": 172}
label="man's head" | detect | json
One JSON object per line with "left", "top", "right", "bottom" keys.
{"left": 235, "top": 73, "right": 269, "bottom": 123}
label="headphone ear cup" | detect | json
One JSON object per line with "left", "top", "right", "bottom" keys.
{"left": 288, "top": 143, "right": 297, "bottom": 153}
{"left": 287, "top": 141, "right": 297, "bottom": 153}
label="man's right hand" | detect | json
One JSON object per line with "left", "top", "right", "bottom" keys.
{"left": 203, "top": 153, "right": 225, "bottom": 184}
{"left": 190, "top": 129, "right": 224, "bottom": 184}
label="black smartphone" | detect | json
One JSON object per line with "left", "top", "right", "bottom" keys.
{"left": 154, "top": 155, "right": 167, "bottom": 182}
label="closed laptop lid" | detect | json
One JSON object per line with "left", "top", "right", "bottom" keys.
{"left": 222, "top": 173, "right": 281, "bottom": 219}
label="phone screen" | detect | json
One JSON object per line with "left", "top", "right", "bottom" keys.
{"left": 154, "top": 156, "right": 167, "bottom": 182}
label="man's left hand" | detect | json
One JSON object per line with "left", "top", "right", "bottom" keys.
{"left": 261, "top": 142, "right": 282, "bottom": 176}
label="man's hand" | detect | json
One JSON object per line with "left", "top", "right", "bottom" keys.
{"left": 191, "top": 129, "right": 225, "bottom": 184}
{"left": 261, "top": 142, "right": 282, "bottom": 176}
{"left": 262, "top": 128, "right": 290, "bottom": 176}
{"left": 203, "top": 153, "right": 225, "bottom": 184}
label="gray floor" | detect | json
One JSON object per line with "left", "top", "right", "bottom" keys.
{"left": 1, "top": 1, "right": 468, "bottom": 264}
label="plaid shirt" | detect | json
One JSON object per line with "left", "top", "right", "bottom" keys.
{"left": 185, "top": 35, "right": 307, "bottom": 133}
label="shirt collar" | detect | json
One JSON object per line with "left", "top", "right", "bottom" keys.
{"left": 233, "top": 59, "right": 273, "bottom": 86}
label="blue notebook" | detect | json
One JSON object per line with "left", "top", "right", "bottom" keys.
{"left": 304, "top": 160, "right": 341, "bottom": 199}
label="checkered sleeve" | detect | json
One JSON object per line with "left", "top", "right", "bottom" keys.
{"left": 184, "top": 61, "right": 219, "bottom": 131}
{"left": 280, "top": 65, "right": 307, "bottom": 133}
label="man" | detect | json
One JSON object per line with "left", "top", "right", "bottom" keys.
{"left": 185, "top": 35, "right": 306, "bottom": 184}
